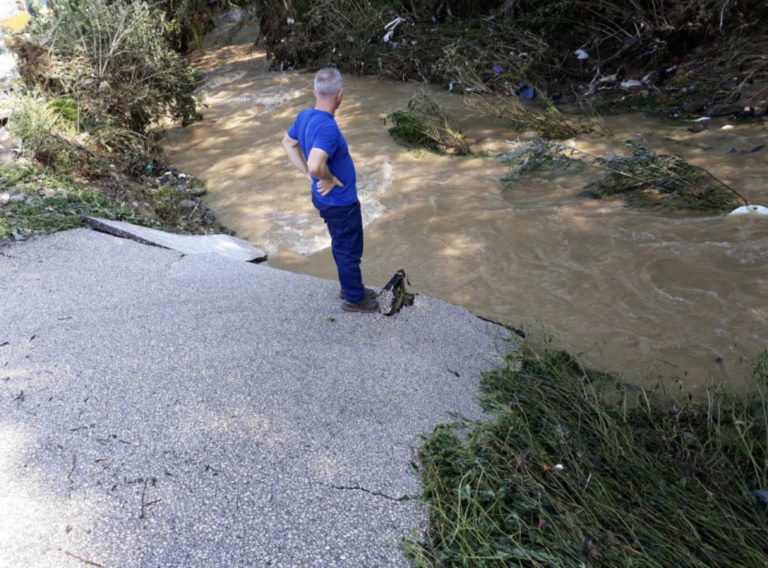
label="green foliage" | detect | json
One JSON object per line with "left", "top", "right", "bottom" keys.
{"left": 159, "top": 0, "right": 255, "bottom": 53}
{"left": 499, "top": 141, "right": 746, "bottom": 213}
{"left": 409, "top": 347, "right": 768, "bottom": 567}
{"left": 6, "top": 0, "right": 203, "bottom": 175}
{"left": 153, "top": 183, "right": 184, "bottom": 223}
{"left": 48, "top": 95, "right": 80, "bottom": 124}
{"left": 0, "top": 165, "right": 158, "bottom": 241}
{"left": 259, "top": 0, "right": 767, "bottom": 116}
{"left": 6, "top": 89, "right": 154, "bottom": 175}
{"left": 43, "top": 0, "right": 201, "bottom": 132}
{"left": 7, "top": 91, "right": 81, "bottom": 172}
{"left": 386, "top": 90, "right": 470, "bottom": 154}
{"left": 497, "top": 140, "right": 579, "bottom": 181}
{"left": 582, "top": 145, "right": 745, "bottom": 212}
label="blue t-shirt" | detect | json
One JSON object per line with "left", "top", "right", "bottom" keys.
{"left": 287, "top": 108, "right": 357, "bottom": 209}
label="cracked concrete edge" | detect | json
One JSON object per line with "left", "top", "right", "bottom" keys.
{"left": 81, "top": 216, "right": 166, "bottom": 250}
{"left": 81, "top": 216, "right": 268, "bottom": 263}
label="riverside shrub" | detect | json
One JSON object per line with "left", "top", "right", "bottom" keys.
{"left": 9, "top": 0, "right": 200, "bottom": 156}
{"left": 260, "top": 0, "right": 767, "bottom": 117}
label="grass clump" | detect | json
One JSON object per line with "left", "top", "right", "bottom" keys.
{"left": 386, "top": 90, "right": 471, "bottom": 154}
{"left": 6, "top": 92, "right": 81, "bottom": 173}
{"left": 0, "top": 165, "right": 158, "bottom": 242}
{"left": 408, "top": 347, "right": 768, "bottom": 567}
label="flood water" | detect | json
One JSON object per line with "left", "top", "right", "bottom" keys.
{"left": 163, "top": 44, "right": 768, "bottom": 392}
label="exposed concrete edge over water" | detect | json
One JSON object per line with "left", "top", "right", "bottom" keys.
{"left": 82, "top": 216, "right": 268, "bottom": 263}
{"left": 0, "top": 228, "right": 518, "bottom": 567}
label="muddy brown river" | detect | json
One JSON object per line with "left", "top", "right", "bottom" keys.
{"left": 163, "top": 44, "right": 768, "bottom": 391}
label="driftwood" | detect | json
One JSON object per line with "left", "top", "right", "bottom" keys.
{"left": 378, "top": 269, "right": 414, "bottom": 316}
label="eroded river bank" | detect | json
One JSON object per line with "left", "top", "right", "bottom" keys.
{"left": 163, "top": 44, "right": 768, "bottom": 391}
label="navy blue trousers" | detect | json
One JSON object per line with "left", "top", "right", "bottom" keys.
{"left": 317, "top": 200, "right": 365, "bottom": 303}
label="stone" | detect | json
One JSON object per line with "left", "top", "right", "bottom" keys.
{"left": 179, "top": 198, "right": 198, "bottom": 211}
{"left": 0, "top": 192, "right": 9, "bottom": 205}
{"left": 707, "top": 104, "right": 742, "bottom": 117}
{"left": 0, "top": 131, "right": 19, "bottom": 149}
{"left": 681, "top": 99, "right": 708, "bottom": 113}
{"left": 188, "top": 186, "right": 207, "bottom": 197}
{"left": 8, "top": 193, "right": 24, "bottom": 203}
{"left": 0, "top": 151, "right": 16, "bottom": 166}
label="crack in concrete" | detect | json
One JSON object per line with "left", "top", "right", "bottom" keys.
{"left": 329, "top": 483, "right": 413, "bottom": 502}
{"left": 166, "top": 253, "right": 187, "bottom": 268}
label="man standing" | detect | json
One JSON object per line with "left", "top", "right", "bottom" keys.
{"left": 282, "top": 68, "right": 378, "bottom": 313}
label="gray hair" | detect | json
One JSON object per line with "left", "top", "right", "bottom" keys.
{"left": 314, "top": 67, "right": 342, "bottom": 97}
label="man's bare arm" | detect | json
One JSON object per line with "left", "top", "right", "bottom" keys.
{"left": 281, "top": 134, "right": 311, "bottom": 180}
{"left": 307, "top": 148, "right": 343, "bottom": 196}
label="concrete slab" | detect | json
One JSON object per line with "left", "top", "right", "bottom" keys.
{"left": 83, "top": 217, "right": 268, "bottom": 263}
{"left": 0, "top": 229, "right": 517, "bottom": 567}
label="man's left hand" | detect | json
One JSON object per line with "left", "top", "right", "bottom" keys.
{"left": 317, "top": 175, "right": 343, "bottom": 196}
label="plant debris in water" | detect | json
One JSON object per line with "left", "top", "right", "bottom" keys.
{"left": 499, "top": 141, "right": 746, "bottom": 213}
{"left": 386, "top": 90, "right": 471, "bottom": 154}
{"left": 497, "top": 140, "right": 580, "bottom": 181}
{"left": 581, "top": 145, "right": 745, "bottom": 212}
{"left": 407, "top": 348, "right": 768, "bottom": 567}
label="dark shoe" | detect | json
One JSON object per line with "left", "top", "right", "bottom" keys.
{"left": 341, "top": 298, "right": 379, "bottom": 313}
{"left": 339, "top": 287, "right": 378, "bottom": 300}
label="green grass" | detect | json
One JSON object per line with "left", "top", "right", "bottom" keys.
{"left": 0, "top": 165, "right": 158, "bottom": 241}
{"left": 407, "top": 348, "right": 768, "bottom": 567}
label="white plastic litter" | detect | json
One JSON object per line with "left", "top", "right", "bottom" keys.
{"left": 382, "top": 16, "right": 405, "bottom": 43}
{"left": 574, "top": 49, "right": 589, "bottom": 60}
{"left": 729, "top": 205, "right": 768, "bottom": 217}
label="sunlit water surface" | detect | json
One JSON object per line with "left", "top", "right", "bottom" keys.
{"left": 163, "top": 44, "right": 768, "bottom": 392}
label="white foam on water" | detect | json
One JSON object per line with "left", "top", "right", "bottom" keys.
{"left": 251, "top": 86, "right": 305, "bottom": 107}
{"left": 265, "top": 209, "right": 331, "bottom": 256}
{"left": 199, "top": 69, "right": 248, "bottom": 91}
{"left": 218, "top": 96, "right": 254, "bottom": 105}
{"left": 260, "top": 157, "right": 392, "bottom": 256}
{"left": 204, "top": 86, "right": 305, "bottom": 111}
{"left": 357, "top": 156, "right": 392, "bottom": 228}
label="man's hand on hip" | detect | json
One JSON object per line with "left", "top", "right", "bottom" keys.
{"left": 317, "top": 176, "right": 343, "bottom": 196}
